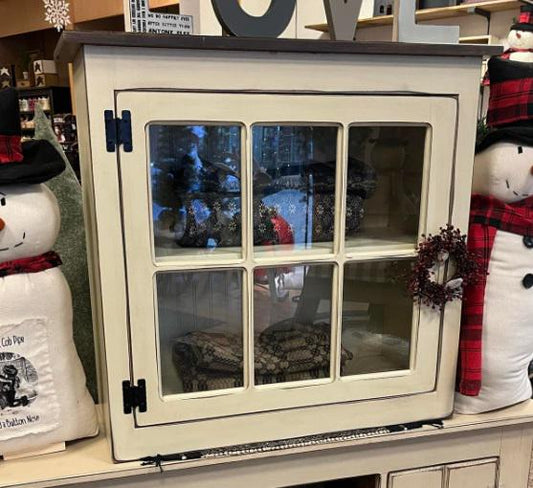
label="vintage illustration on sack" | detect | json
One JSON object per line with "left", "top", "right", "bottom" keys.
{"left": 0, "top": 319, "right": 59, "bottom": 441}
{"left": 0, "top": 352, "right": 38, "bottom": 411}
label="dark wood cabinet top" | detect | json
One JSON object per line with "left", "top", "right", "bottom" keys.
{"left": 55, "top": 30, "right": 502, "bottom": 62}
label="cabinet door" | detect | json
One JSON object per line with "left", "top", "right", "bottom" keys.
{"left": 115, "top": 90, "right": 457, "bottom": 433}
{"left": 389, "top": 467, "right": 444, "bottom": 488}
{"left": 446, "top": 459, "right": 498, "bottom": 488}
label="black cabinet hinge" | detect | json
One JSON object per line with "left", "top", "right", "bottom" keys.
{"left": 104, "top": 110, "right": 133, "bottom": 153}
{"left": 122, "top": 379, "right": 147, "bottom": 414}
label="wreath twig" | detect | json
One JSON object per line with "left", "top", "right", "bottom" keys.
{"left": 408, "top": 225, "right": 481, "bottom": 310}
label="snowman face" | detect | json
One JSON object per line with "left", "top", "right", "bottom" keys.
{"left": 0, "top": 184, "right": 60, "bottom": 263}
{"left": 472, "top": 142, "right": 533, "bottom": 203}
{"left": 508, "top": 29, "right": 533, "bottom": 50}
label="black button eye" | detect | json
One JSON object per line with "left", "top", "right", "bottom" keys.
{"left": 519, "top": 146, "right": 524, "bottom": 154}
{"left": 0, "top": 198, "right": 5, "bottom": 206}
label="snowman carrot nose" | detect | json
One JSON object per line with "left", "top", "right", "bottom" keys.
{"left": 0, "top": 218, "right": 4, "bottom": 231}
{"left": 517, "top": 32, "right": 522, "bottom": 39}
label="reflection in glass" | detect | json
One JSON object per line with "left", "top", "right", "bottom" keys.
{"left": 149, "top": 124, "right": 242, "bottom": 258}
{"left": 156, "top": 269, "right": 243, "bottom": 395}
{"left": 252, "top": 126, "right": 338, "bottom": 253}
{"left": 253, "top": 264, "right": 343, "bottom": 385}
{"left": 346, "top": 126, "right": 426, "bottom": 248}
{"left": 341, "top": 260, "right": 413, "bottom": 376}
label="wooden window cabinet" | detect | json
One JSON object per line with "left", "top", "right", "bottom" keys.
{"left": 20, "top": 32, "right": 527, "bottom": 488}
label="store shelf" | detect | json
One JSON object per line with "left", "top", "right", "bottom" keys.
{"left": 19, "top": 110, "right": 50, "bottom": 115}
{"left": 16, "top": 85, "right": 68, "bottom": 94}
{"left": 306, "top": 0, "right": 520, "bottom": 33}
{"left": 3, "top": 401, "right": 533, "bottom": 488}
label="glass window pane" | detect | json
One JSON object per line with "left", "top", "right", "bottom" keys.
{"left": 346, "top": 126, "right": 426, "bottom": 250}
{"left": 149, "top": 124, "right": 242, "bottom": 260}
{"left": 156, "top": 269, "right": 244, "bottom": 395}
{"left": 341, "top": 260, "right": 413, "bottom": 376}
{"left": 252, "top": 126, "right": 338, "bottom": 256}
{"left": 253, "top": 264, "right": 335, "bottom": 385}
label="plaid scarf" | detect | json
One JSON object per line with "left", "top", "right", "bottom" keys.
{"left": 0, "top": 251, "right": 62, "bottom": 278}
{"left": 457, "top": 194, "right": 533, "bottom": 396}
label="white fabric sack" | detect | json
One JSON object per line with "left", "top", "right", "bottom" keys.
{"left": 0, "top": 184, "right": 97, "bottom": 455}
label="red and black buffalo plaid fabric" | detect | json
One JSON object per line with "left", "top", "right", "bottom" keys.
{"left": 0, "top": 134, "right": 23, "bottom": 164}
{"left": 457, "top": 194, "right": 533, "bottom": 396}
{"left": 518, "top": 10, "right": 533, "bottom": 25}
{"left": 0, "top": 251, "right": 62, "bottom": 278}
{"left": 482, "top": 49, "right": 533, "bottom": 87}
{"left": 486, "top": 56, "right": 533, "bottom": 128}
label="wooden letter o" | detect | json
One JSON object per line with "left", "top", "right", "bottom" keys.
{"left": 211, "top": 0, "right": 296, "bottom": 38}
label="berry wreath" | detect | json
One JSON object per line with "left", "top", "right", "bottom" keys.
{"left": 407, "top": 225, "right": 482, "bottom": 310}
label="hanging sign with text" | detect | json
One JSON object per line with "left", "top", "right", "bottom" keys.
{"left": 127, "top": 0, "right": 193, "bottom": 35}
{"left": 124, "top": 0, "right": 459, "bottom": 44}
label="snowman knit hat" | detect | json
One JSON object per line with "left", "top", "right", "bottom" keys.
{"left": 511, "top": 3, "right": 533, "bottom": 33}
{"left": 0, "top": 87, "right": 65, "bottom": 185}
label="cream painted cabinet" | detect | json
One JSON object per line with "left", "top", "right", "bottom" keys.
{"left": 56, "top": 32, "right": 498, "bottom": 461}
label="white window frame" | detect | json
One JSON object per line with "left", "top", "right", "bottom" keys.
{"left": 116, "top": 91, "right": 457, "bottom": 427}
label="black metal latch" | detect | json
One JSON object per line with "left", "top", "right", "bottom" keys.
{"left": 122, "top": 379, "right": 147, "bottom": 414}
{"left": 104, "top": 110, "right": 133, "bottom": 153}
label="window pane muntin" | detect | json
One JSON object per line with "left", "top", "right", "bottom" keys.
{"left": 148, "top": 122, "right": 245, "bottom": 263}
{"left": 151, "top": 120, "right": 430, "bottom": 397}
{"left": 343, "top": 123, "right": 429, "bottom": 255}
{"left": 252, "top": 262, "right": 337, "bottom": 387}
{"left": 155, "top": 268, "right": 247, "bottom": 397}
{"left": 251, "top": 124, "right": 341, "bottom": 257}
{"left": 150, "top": 120, "right": 431, "bottom": 399}
{"left": 340, "top": 258, "right": 418, "bottom": 378}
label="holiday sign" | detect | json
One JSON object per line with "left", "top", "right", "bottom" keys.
{"left": 212, "top": 0, "right": 458, "bottom": 43}
{"left": 124, "top": 0, "right": 459, "bottom": 44}
{"left": 126, "top": 0, "right": 193, "bottom": 35}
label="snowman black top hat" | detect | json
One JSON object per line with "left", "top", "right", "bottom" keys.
{"left": 511, "top": 2, "right": 533, "bottom": 33}
{"left": 0, "top": 88, "right": 64, "bottom": 185}
{"left": 476, "top": 126, "right": 533, "bottom": 153}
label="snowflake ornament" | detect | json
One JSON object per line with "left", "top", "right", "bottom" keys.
{"left": 43, "top": 0, "right": 71, "bottom": 31}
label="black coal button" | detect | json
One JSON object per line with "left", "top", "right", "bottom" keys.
{"left": 523, "top": 274, "right": 533, "bottom": 289}
{"left": 524, "top": 236, "right": 533, "bottom": 248}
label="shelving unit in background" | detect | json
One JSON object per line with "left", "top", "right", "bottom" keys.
{"left": 17, "top": 85, "right": 79, "bottom": 177}
{"left": 17, "top": 85, "right": 71, "bottom": 136}
{"left": 306, "top": 0, "right": 520, "bottom": 33}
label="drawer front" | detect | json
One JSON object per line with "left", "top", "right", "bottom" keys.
{"left": 389, "top": 458, "right": 499, "bottom": 488}
{"left": 389, "top": 467, "right": 444, "bottom": 488}
{"left": 446, "top": 459, "right": 498, "bottom": 488}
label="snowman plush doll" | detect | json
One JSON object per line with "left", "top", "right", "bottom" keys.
{"left": 503, "top": 3, "right": 533, "bottom": 63}
{"left": 455, "top": 26, "right": 533, "bottom": 412}
{"left": 455, "top": 128, "right": 533, "bottom": 414}
{"left": 0, "top": 88, "right": 97, "bottom": 456}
